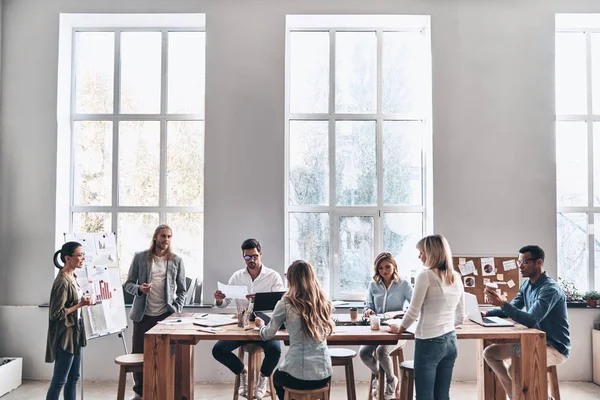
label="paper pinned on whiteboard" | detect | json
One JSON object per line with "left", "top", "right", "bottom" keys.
{"left": 217, "top": 282, "right": 248, "bottom": 299}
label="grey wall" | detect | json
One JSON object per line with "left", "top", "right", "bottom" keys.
{"left": 2, "top": 0, "right": 600, "bottom": 382}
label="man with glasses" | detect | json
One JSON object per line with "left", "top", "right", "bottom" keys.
{"left": 481, "top": 245, "right": 570, "bottom": 398}
{"left": 212, "top": 238, "right": 284, "bottom": 399}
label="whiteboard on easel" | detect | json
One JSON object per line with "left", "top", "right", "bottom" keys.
{"left": 64, "top": 232, "right": 128, "bottom": 340}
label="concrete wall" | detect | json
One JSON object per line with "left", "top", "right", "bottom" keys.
{"left": 2, "top": 0, "right": 600, "bottom": 382}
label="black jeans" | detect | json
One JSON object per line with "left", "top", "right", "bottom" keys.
{"left": 273, "top": 370, "right": 330, "bottom": 400}
{"left": 212, "top": 340, "right": 281, "bottom": 376}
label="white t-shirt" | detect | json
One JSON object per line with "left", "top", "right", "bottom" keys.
{"left": 400, "top": 268, "right": 465, "bottom": 339}
{"left": 146, "top": 256, "right": 168, "bottom": 316}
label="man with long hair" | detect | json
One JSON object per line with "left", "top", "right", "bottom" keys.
{"left": 212, "top": 238, "right": 284, "bottom": 399}
{"left": 124, "top": 224, "right": 187, "bottom": 400}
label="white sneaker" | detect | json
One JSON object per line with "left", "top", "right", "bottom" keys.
{"left": 238, "top": 371, "right": 248, "bottom": 398}
{"left": 254, "top": 374, "right": 269, "bottom": 399}
{"left": 371, "top": 375, "right": 378, "bottom": 397}
{"left": 384, "top": 376, "right": 398, "bottom": 400}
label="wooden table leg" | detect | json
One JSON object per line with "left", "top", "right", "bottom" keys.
{"left": 175, "top": 344, "right": 194, "bottom": 400}
{"left": 478, "top": 339, "right": 507, "bottom": 400}
{"left": 516, "top": 332, "right": 547, "bottom": 400}
{"left": 143, "top": 333, "right": 175, "bottom": 400}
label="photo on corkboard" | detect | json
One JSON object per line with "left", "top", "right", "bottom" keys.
{"left": 463, "top": 276, "right": 476, "bottom": 288}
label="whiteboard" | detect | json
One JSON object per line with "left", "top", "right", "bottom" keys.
{"left": 64, "top": 232, "right": 128, "bottom": 340}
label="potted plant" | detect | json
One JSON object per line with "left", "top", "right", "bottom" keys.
{"left": 558, "top": 277, "right": 586, "bottom": 307}
{"left": 583, "top": 291, "right": 600, "bottom": 308}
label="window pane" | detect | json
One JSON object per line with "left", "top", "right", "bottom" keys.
{"left": 383, "top": 213, "right": 423, "bottom": 280}
{"left": 336, "top": 32, "right": 376, "bottom": 113}
{"left": 167, "top": 121, "right": 204, "bottom": 206}
{"left": 120, "top": 32, "right": 162, "bottom": 114}
{"left": 289, "top": 121, "right": 329, "bottom": 205}
{"left": 73, "top": 212, "right": 111, "bottom": 233}
{"left": 73, "top": 121, "right": 113, "bottom": 206}
{"left": 591, "top": 34, "right": 600, "bottom": 114}
{"left": 555, "top": 32, "right": 587, "bottom": 115}
{"left": 557, "top": 212, "right": 588, "bottom": 292}
{"left": 118, "top": 121, "right": 160, "bottom": 206}
{"left": 289, "top": 213, "right": 330, "bottom": 293}
{"left": 382, "top": 32, "right": 426, "bottom": 115}
{"left": 336, "top": 121, "right": 376, "bottom": 206}
{"left": 594, "top": 123, "right": 600, "bottom": 206}
{"left": 339, "top": 216, "right": 373, "bottom": 293}
{"left": 383, "top": 121, "right": 423, "bottom": 205}
{"left": 168, "top": 32, "right": 205, "bottom": 115}
{"left": 289, "top": 32, "right": 329, "bottom": 114}
{"left": 166, "top": 213, "right": 203, "bottom": 279}
{"left": 75, "top": 32, "right": 114, "bottom": 114}
{"left": 556, "top": 121, "right": 588, "bottom": 207}
{"left": 117, "top": 213, "right": 159, "bottom": 281}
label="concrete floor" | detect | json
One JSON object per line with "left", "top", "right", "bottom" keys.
{"left": 2, "top": 380, "right": 600, "bottom": 399}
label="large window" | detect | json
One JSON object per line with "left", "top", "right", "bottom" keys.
{"left": 57, "top": 15, "right": 205, "bottom": 281}
{"left": 555, "top": 14, "right": 600, "bottom": 292}
{"left": 285, "top": 15, "right": 433, "bottom": 299}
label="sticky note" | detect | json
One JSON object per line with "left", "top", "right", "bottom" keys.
{"left": 507, "top": 279, "right": 515, "bottom": 288}
{"left": 459, "top": 257, "right": 466, "bottom": 265}
{"left": 497, "top": 274, "right": 504, "bottom": 281}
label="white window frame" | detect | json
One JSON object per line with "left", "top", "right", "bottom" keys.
{"left": 555, "top": 14, "right": 600, "bottom": 292}
{"left": 284, "top": 15, "right": 433, "bottom": 300}
{"left": 56, "top": 14, "right": 205, "bottom": 275}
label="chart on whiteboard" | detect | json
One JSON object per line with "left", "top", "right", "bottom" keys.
{"left": 64, "top": 232, "right": 127, "bottom": 339}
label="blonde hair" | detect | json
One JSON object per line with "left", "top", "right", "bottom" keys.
{"left": 416, "top": 234, "right": 455, "bottom": 285}
{"left": 284, "top": 260, "right": 334, "bottom": 342}
{"left": 372, "top": 252, "right": 400, "bottom": 284}
{"left": 147, "top": 224, "right": 175, "bottom": 260}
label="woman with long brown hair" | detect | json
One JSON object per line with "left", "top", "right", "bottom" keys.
{"left": 255, "top": 260, "right": 334, "bottom": 399}
{"left": 390, "top": 234, "right": 465, "bottom": 400}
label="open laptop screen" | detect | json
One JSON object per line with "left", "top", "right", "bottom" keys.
{"left": 253, "top": 291, "right": 286, "bottom": 312}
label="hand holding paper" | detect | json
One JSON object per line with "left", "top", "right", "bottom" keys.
{"left": 217, "top": 282, "right": 248, "bottom": 299}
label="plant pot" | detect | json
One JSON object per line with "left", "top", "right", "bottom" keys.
{"left": 567, "top": 301, "right": 588, "bottom": 308}
{"left": 587, "top": 299, "right": 598, "bottom": 308}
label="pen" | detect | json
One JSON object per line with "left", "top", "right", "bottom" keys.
{"left": 199, "top": 313, "right": 208, "bottom": 317}
{"left": 173, "top": 319, "right": 182, "bottom": 322}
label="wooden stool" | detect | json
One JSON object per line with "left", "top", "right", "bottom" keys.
{"left": 368, "top": 347, "right": 404, "bottom": 399}
{"left": 548, "top": 365, "right": 561, "bottom": 400}
{"left": 399, "top": 360, "right": 414, "bottom": 400}
{"left": 233, "top": 344, "right": 276, "bottom": 399}
{"left": 283, "top": 384, "right": 330, "bottom": 400}
{"left": 114, "top": 354, "right": 144, "bottom": 400}
{"left": 329, "top": 347, "right": 357, "bottom": 400}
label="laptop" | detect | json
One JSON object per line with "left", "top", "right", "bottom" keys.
{"left": 252, "top": 291, "right": 286, "bottom": 324}
{"left": 464, "top": 293, "right": 514, "bottom": 327}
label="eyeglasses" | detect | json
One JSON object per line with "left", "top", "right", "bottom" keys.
{"left": 70, "top": 253, "right": 85, "bottom": 258}
{"left": 516, "top": 258, "right": 537, "bottom": 267}
{"left": 243, "top": 254, "right": 260, "bottom": 261}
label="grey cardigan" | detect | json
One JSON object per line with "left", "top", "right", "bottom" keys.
{"left": 124, "top": 250, "right": 187, "bottom": 323}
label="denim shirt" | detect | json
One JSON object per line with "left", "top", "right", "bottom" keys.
{"left": 260, "top": 298, "right": 333, "bottom": 380}
{"left": 364, "top": 279, "right": 413, "bottom": 314}
{"left": 487, "top": 272, "right": 571, "bottom": 357}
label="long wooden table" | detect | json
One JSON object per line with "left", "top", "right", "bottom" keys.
{"left": 143, "top": 313, "right": 548, "bottom": 400}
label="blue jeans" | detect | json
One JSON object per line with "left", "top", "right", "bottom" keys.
{"left": 212, "top": 340, "right": 281, "bottom": 376}
{"left": 414, "top": 331, "right": 457, "bottom": 400}
{"left": 46, "top": 347, "right": 81, "bottom": 400}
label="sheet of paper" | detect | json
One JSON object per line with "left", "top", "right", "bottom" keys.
{"left": 507, "top": 279, "right": 516, "bottom": 288}
{"left": 503, "top": 260, "right": 517, "bottom": 271}
{"left": 458, "top": 261, "right": 475, "bottom": 276}
{"left": 218, "top": 282, "right": 248, "bottom": 299}
{"left": 481, "top": 257, "right": 496, "bottom": 276}
{"left": 463, "top": 276, "right": 476, "bottom": 288}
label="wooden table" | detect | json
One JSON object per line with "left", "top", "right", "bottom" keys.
{"left": 143, "top": 313, "right": 548, "bottom": 400}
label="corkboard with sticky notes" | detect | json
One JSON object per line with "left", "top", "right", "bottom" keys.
{"left": 452, "top": 256, "right": 520, "bottom": 304}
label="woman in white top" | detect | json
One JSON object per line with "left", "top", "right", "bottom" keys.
{"left": 390, "top": 234, "right": 465, "bottom": 400}
{"left": 255, "top": 260, "right": 334, "bottom": 400}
